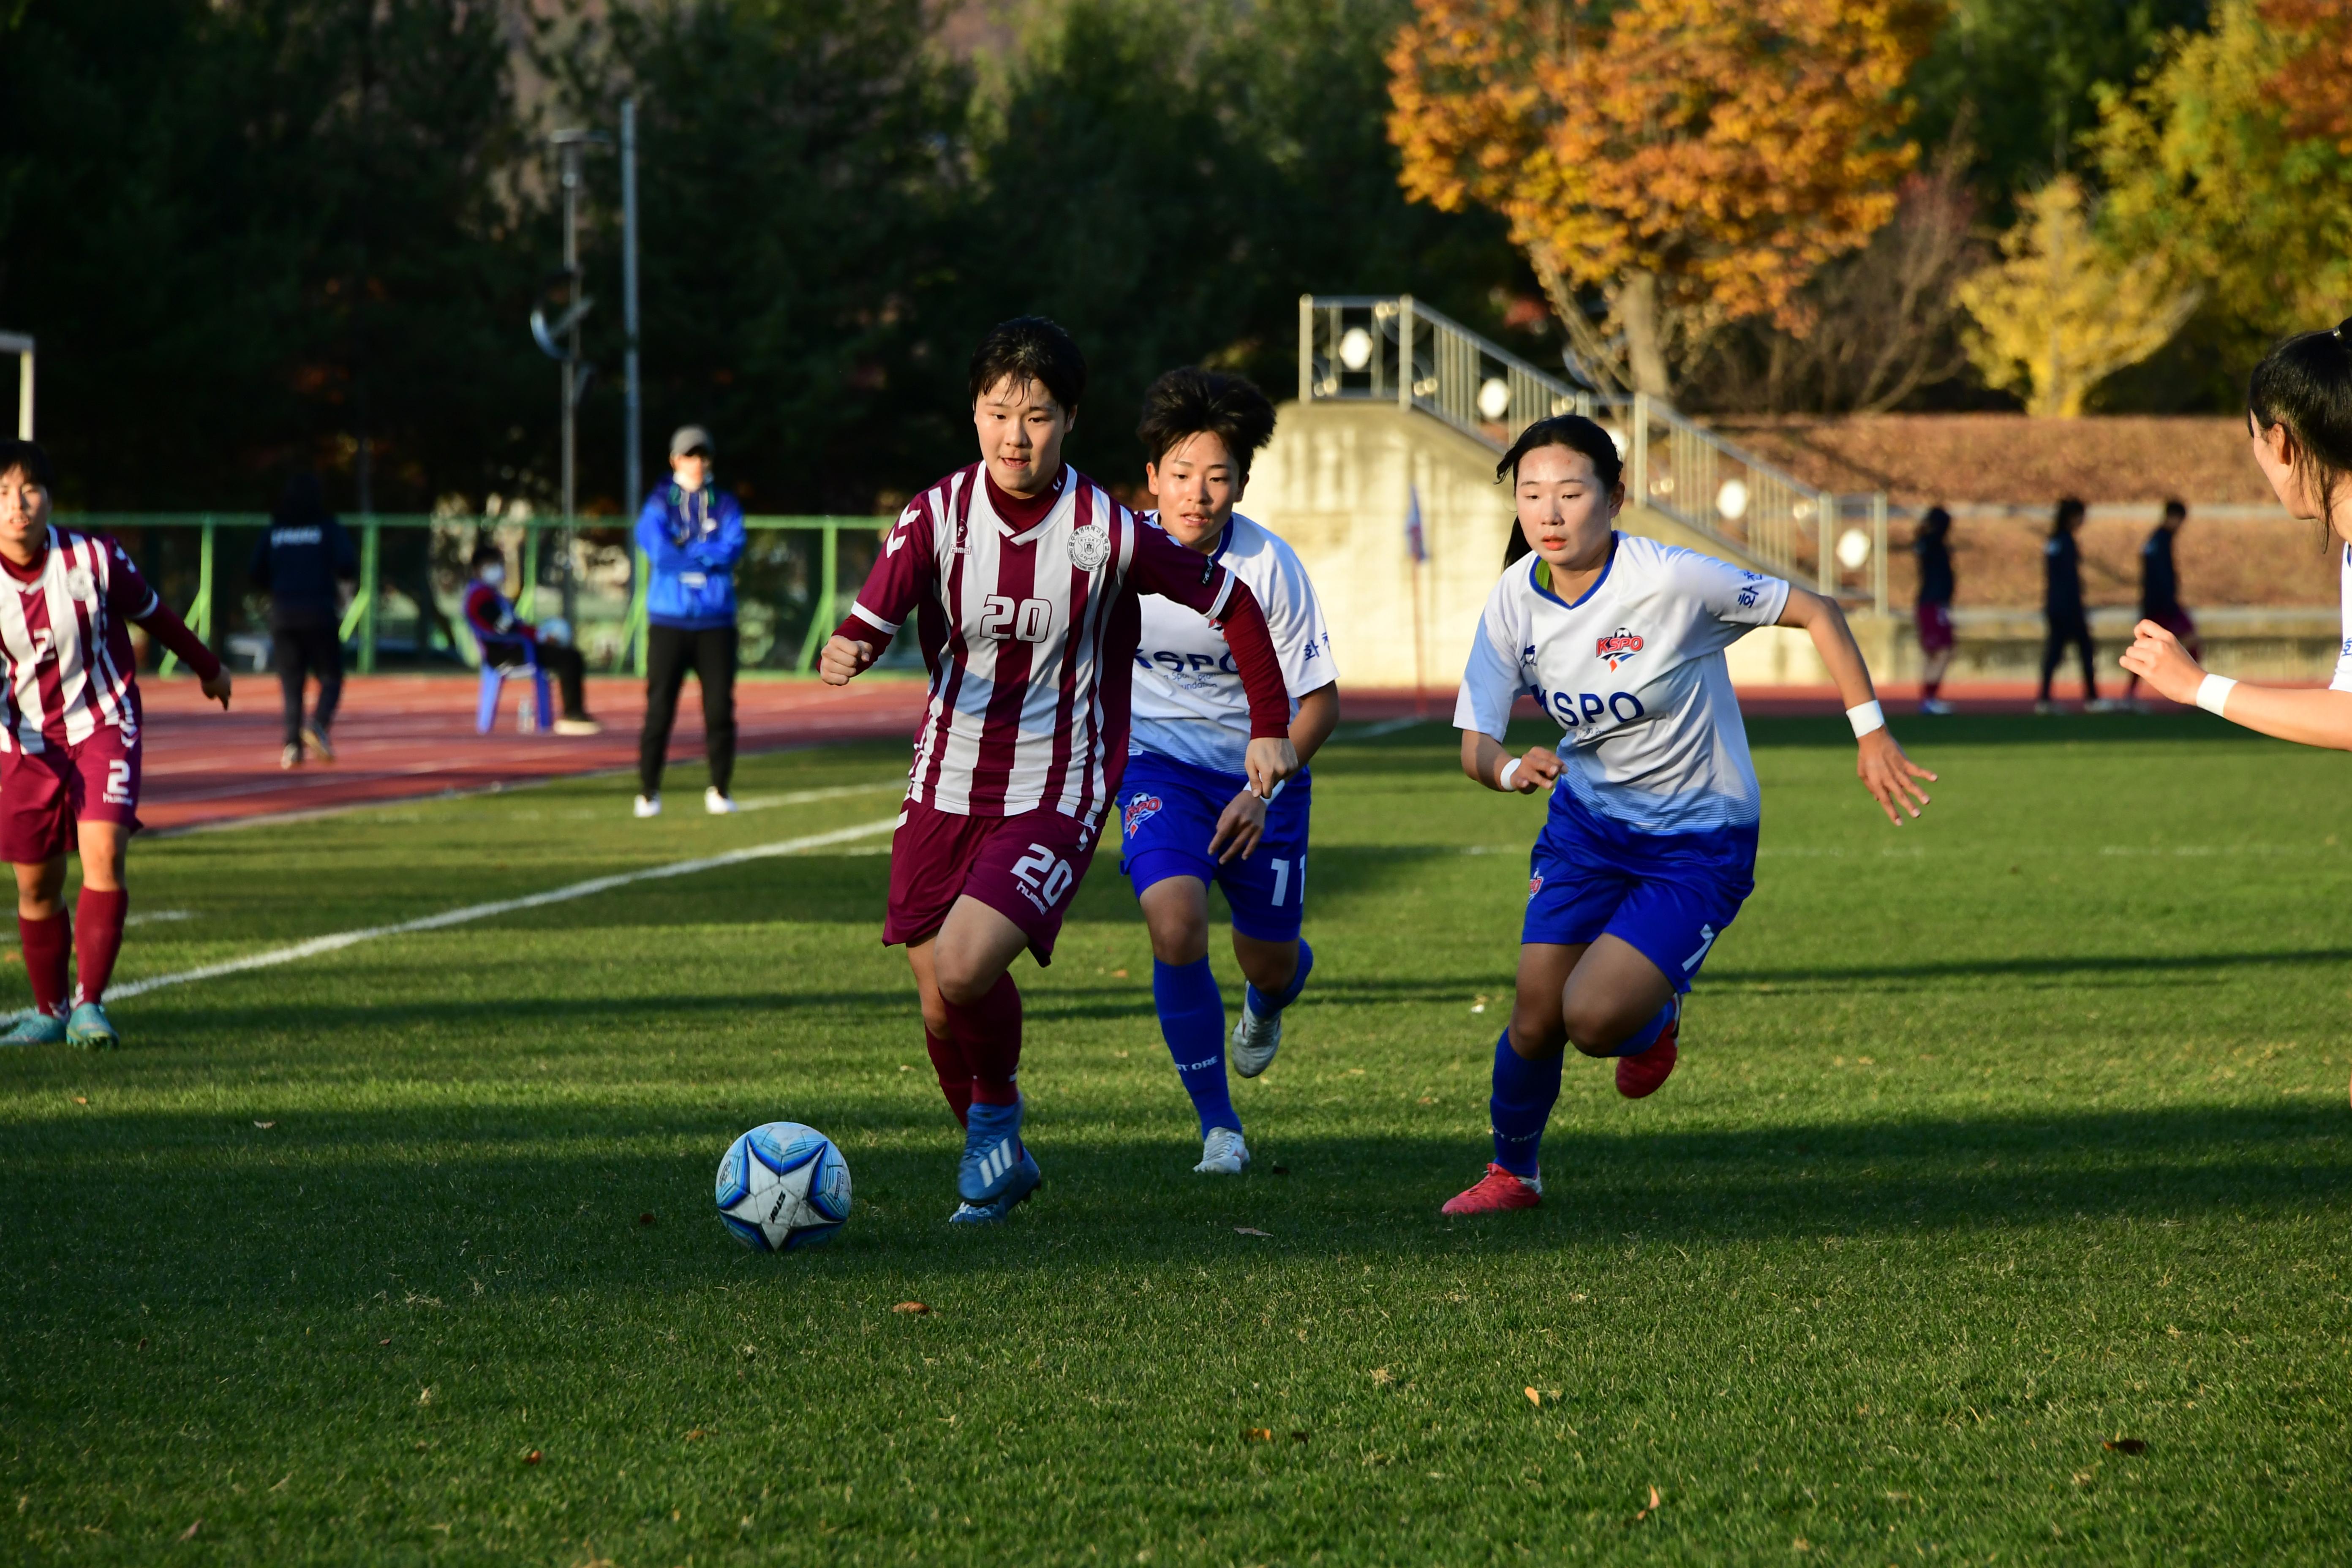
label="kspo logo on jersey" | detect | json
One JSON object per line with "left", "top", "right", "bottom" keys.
{"left": 1594, "top": 628, "right": 1644, "bottom": 671}
{"left": 1136, "top": 648, "right": 1238, "bottom": 679}
{"left": 1540, "top": 686, "right": 1647, "bottom": 730}
{"left": 1121, "top": 793, "right": 1163, "bottom": 840}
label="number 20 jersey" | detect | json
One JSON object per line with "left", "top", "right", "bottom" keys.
{"left": 1454, "top": 532, "right": 1790, "bottom": 835}
{"left": 844, "top": 463, "right": 1274, "bottom": 827}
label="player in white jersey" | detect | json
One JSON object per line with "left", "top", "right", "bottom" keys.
{"left": 1441, "top": 415, "right": 1936, "bottom": 1214}
{"left": 1115, "top": 369, "right": 1339, "bottom": 1176}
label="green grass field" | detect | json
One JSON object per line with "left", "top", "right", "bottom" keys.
{"left": 5, "top": 713, "right": 2351, "bottom": 1564}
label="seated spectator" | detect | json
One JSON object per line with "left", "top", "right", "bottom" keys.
{"left": 463, "top": 542, "right": 599, "bottom": 734}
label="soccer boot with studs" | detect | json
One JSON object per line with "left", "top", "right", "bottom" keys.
{"left": 1614, "top": 997, "right": 1681, "bottom": 1100}
{"left": 1195, "top": 1125, "right": 1250, "bottom": 1175}
{"left": 67, "top": 1002, "right": 120, "bottom": 1051}
{"left": 1441, "top": 1164, "right": 1543, "bottom": 1215}
{"left": 948, "top": 1146, "right": 1042, "bottom": 1225}
{"left": 1, "top": 1011, "right": 66, "bottom": 1047}
{"left": 958, "top": 1096, "right": 1040, "bottom": 1206}
{"left": 1229, "top": 997, "right": 1282, "bottom": 1078}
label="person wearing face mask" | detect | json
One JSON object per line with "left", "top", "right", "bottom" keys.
{"left": 632, "top": 425, "right": 746, "bottom": 818}
{"left": 462, "top": 543, "right": 598, "bottom": 734}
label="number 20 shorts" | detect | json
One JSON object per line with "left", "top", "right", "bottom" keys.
{"left": 883, "top": 795, "right": 1100, "bottom": 966}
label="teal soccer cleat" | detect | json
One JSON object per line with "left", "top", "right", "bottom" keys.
{"left": 66, "top": 1002, "right": 119, "bottom": 1051}
{"left": 1, "top": 1011, "right": 65, "bottom": 1047}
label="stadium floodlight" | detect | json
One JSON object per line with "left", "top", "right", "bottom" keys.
{"left": 0, "top": 332, "right": 31, "bottom": 438}
{"left": 532, "top": 128, "right": 612, "bottom": 626}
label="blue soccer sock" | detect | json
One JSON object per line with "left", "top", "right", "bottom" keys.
{"left": 1243, "top": 939, "right": 1315, "bottom": 1018}
{"left": 1154, "top": 957, "right": 1239, "bottom": 1137}
{"left": 1612, "top": 997, "right": 1677, "bottom": 1057}
{"left": 1488, "top": 1029, "right": 1564, "bottom": 1179}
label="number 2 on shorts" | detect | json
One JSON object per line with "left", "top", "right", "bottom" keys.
{"left": 1012, "top": 843, "right": 1074, "bottom": 905}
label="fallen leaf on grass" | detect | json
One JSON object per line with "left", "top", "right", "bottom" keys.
{"left": 1791, "top": 1538, "right": 1810, "bottom": 1552}
{"left": 685, "top": 1429, "right": 707, "bottom": 1441}
{"left": 1235, "top": 1227, "right": 1271, "bottom": 1237}
{"left": 1525, "top": 1387, "right": 1542, "bottom": 1407}
{"left": 72, "top": 1096, "right": 86, "bottom": 1105}
{"left": 136, "top": 1337, "right": 148, "bottom": 1351}
{"left": 1371, "top": 1367, "right": 1394, "bottom": 1387}
{"left": 1243, "top": 1428, "right": 1272, "bottom": 1443}
{"left": 637, "top": 1213, "right": 655, "bottom": 1226}
{"left": 417, "top": 1387, "right": 433, "bottom": 1406}
{"left": 1111, "top": 969, "right": 1129, "bottom": 979}
{"left": 378, "top": 1339, "right": 392, "bottom": 1347}
{"left": 2104, "top": 1438, "right": 2148, "bottom": 1455}
{"left": 179, "top": 1519, "right": 201, "bottom": 1541}
{"left": 1633, "top": 1484, "right": 1661, "bottom": 1521}
{"left": 523, "top": 1451, "right": 542, "bottom": 1465}
{"left": 893, "top": 1301, "right": 930, "bottom": 1315}
{"left": 898, "top": 1064, "right": 912, "bottom": 1073}
{"left": 253, "top": 1121, "right": 275, "bottom": 1130}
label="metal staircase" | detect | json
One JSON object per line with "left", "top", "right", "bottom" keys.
{"left": 1296, "top": 295, "right": 1891, "bottom": 612}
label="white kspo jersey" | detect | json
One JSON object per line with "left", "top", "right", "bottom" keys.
{"left": 1455, "top": 532, "right": 1791, "bottom": 834}
{"left": 1130, "top": 511, "right": 1335, "bottom": 774}
{"left": 2333, "top": 542, "right": 2352, "bottom": 692}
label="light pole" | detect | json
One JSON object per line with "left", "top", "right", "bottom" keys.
{"left": 0, "top": 332, "right": 31, "bottom": 438}
{"left": 621, "top": 99, "right": 642, "bottom": 523}
{"left": 531, "top": 128, "right": 610, "bottom": 625}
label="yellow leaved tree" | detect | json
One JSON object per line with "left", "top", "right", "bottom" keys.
{"left": 1955, "top": 177, "right": 2203, "bottom": 418}
{"left": 1386, "top": 0, "right": 1936, "bottom": 398}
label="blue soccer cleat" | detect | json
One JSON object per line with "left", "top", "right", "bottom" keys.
{"left": 1, "top": 1011, "right": 65, "bottom": 1047}
{"left": 66, "top": 1002, "right": 118, "bottom": 1051}
{"left": 958, "top": 1097, "right": 1040, "bottom": 1205}
{"left": 947, "top": 1146, "right": 1042, "bottom": 1225}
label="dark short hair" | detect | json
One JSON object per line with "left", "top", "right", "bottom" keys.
{"left": 2053, "top": 495, "right": 2087, "bottom": 535}
{"left": 2162, "top": 496, "right": 2187, "bottom": 518}
{"left": 1498, "top": 415, "right": 1626, "bottom": 567}
{"left": 469, "top": 542, "right": 504, "bottom": 571}
{"left": 1921, "top": 504, "right": 1952, "bottom": 538}
{"left": 968, "top": 317, "right": 1086, "bottom": 412}
{"left": 2250, "top": 318, "right": 2352, "bottom": 529}
{"left": 0, "top": 438, "right": 53, "bottom": 489}
{"left": 1135, "top": 368, "right": 1276, "bottom": 477}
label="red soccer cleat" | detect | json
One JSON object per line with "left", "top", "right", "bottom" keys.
{"left": 1441, "top": 1163, "right": 1542, "bottom": 1215}
{"left": 1615, "top": 1003, "right": 1681, "bottom": 1099}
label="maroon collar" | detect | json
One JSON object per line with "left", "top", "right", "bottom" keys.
{"left": 983, "top": 466, "right": 1067, "bottom": 534}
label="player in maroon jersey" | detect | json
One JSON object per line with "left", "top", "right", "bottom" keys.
{"left": 820, "top": 319, "right": 1298, "bottom": 1224}
{"left": 0, "top": 441, "right": 231, "bottom": 1048}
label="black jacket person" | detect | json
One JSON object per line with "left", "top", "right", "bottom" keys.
{"left": 249, "top": 473, "right": 357, "bottom": 766}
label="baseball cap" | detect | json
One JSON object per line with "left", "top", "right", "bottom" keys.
{"left": 669, "top": 425, "right": 715, "bottom": 459}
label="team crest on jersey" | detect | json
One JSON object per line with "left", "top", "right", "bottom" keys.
{"left": 1067, "top": 520, "right": 1111, "bottom": 572}
{"left": 1594, "top": 628, "right": 1644, "bottom": 671}
{"left": 1122, "top": 794, "right": 1162, "bottom": 840}
{"left": 64, "top": 567, "right": 94, "bottom": 602}
{"left": 1529, "top": 872, "right": 1545, "bottom": 898}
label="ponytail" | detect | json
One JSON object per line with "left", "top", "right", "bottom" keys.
{"left": 2248, "top": 316, "right": 2352, "bottom": 535}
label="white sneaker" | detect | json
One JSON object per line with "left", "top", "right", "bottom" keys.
{"left": 1195, "top": 1127, "right": 1250, "bottom": 1175}
{"left": 1230, "top": 997, "right": 1282, "bottom": 1078}
{"left": 633, "top": 794, "right": 662, "bottom": 819}
{"left": 1918, "top": 697, "right": 1952, "bottom": 716}
{"left": 705, "top": 787, "right": 737, "bottom": 815}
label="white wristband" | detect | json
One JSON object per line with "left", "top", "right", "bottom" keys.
{"left": 1846, "top": 700, "right": 1886, "bottom": 740}
{"left": 2195, "top": 674, "right": 2238, "bottom": 717}
{"left": 1497, "top": 757, "right": 1522, "bottom": 792}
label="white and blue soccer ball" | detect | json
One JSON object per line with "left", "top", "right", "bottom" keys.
{"left": 714, "top": 1122, "right": 852, "bottom": 1252}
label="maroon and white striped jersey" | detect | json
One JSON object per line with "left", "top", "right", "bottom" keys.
{"left": 0, "top": 528, "right": 170, "bottom": 753}
{"left": 838, "top": 463, "right": 1289, "bottom": 828}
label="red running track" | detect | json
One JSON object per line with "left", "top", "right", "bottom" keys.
{"left": 130, "top": 676, "right": 2184, "bottom": 834}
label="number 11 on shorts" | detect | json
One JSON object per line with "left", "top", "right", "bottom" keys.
{"left": 1269, "top": 855, "right": 1304, "bottom": 906}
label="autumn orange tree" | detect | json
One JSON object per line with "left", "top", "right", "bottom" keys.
{"left": 1387, "top": 0, "right": 1937, "bottom": 398}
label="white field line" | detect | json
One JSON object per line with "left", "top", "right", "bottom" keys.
{"left": 98, "top": 816, "right": 899, "bottom": 1008}
{"left": 731, "top": 781, "right": 906, "bottom": 812}
{"left": 1342, "top": 717, "right": 1426, "bottom": 740}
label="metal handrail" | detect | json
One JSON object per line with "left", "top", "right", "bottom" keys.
{"left": 1296, "top": 294, "right": 1891, "bottom": 611}
{"left": 55, "top": 512, "right": 883, "bottom": 678}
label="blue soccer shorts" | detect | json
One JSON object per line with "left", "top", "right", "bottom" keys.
{"left": 1521, "top": 788, "right": 1757, "bottom": 994}
{"left": 1116, "top": 750, "right": 1312, "bottom": 943}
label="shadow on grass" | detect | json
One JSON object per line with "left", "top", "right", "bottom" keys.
{"left": 7, "top": 1100, "right": 2346, "bottom": 1318}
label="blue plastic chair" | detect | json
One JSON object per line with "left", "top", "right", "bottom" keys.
{"left": 476, "top": 645, "right": 553, "bottom": 735}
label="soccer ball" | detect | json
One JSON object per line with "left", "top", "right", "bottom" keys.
{"left": 714, "top": 1122, "right": 852, "bottom": 1251}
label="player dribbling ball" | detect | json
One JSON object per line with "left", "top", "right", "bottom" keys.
{"left": 1442, "top": 416, "right": 1936, "bottom": 1215}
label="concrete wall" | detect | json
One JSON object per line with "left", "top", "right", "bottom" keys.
{"left": 1246, "top": 397, "right": 1895, "bottom": 690}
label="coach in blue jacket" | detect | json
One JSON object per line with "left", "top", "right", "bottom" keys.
{"left": 634, "top": 425, "right": 746, "bottom": 817}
